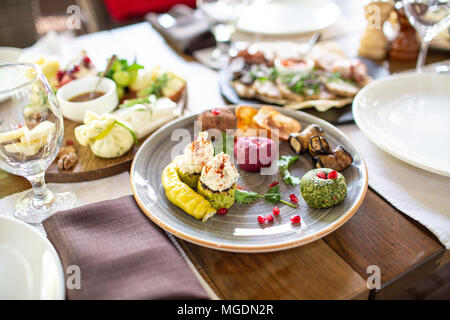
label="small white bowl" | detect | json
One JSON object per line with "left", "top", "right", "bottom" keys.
{"left": 57, "top": 76, "right": 118, "bottom": 123}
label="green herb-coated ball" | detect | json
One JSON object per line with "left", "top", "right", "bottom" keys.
{"left": 300, "top": 168, "right": 347, "bottom": 209}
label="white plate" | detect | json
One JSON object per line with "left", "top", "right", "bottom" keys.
{"left": 0, "top": 216, "right": 65, "bottom": 299}
{"left": 237, "top": 0, "right": 340, "bottom": 35}
{"left": 353, "top": 72, "right": 450, "bottom": 177}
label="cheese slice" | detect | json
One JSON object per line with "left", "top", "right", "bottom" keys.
{"left": 0, "top": 127, "right": 29, "bottom": 144}
{"left": 4, "top": 137, "right": 47, "bottom": 156}
{"left": 20, "top": 121, "right": 55, "bottom": 143}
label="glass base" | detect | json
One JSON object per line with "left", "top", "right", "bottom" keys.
{"left": 14, "top": 185, "right": 76, "bottom": 225}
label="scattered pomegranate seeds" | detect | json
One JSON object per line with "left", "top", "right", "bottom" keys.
{"left": 211, "top": 109, "right": 222, "bottom": 115}
{"left": 269, "top": 181, "right": 279, "bottom": 188}
{"left": 316, "top": 171, "right": 327, "bottom": 179}
{"left": 66, "top": 140, "right": 74, "bottom": 146}
{"left": 290, "top": 215, "right": 301, "bottom": 224}
{"left": 272, "top": 206, "right": 280, "bottom": 216}
{"left": 289, "top": 194, "right": 298, "bottom": 203}
{"left": 266, "top": 215, "right": 274, "bottom": 223}
{"left": 327, "top": 170, "right": 338, "bottom": 179}
{"left": 217, "top": 208, "right": 228, "bottom": 215}
{"left": 257, "top": 215, "right": 266, "bottom": 224}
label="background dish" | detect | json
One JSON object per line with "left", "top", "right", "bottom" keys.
{"left": 219, "top": 57, "right": 390, "bottom": 125}
{"left": 45, "top": 89, "right": 186, "bottom": 182}
{"left": 131, "top": 106, "right": 368, "bottom": 252}
{"left": 237, "top": 0, "right": 340, "bottom": 35}
{"left": 0, "top": 216, "right": 65, "bottom": 300}
{"left": 353, "top": 72, "right": 450, "bottom": 177}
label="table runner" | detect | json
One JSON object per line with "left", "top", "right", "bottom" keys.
{"left": 340, "top": 125, "right": 450, "bottom": 249}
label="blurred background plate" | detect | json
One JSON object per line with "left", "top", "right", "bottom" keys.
{"left": 353, "top": 72, "right": 450, "bottom": 177}
{"left": 237, "top": 0, "right": 340, "bottom": 35}
{"left": 0, "top": 215, "right": 65, "bottom": 300}
{"left": 0, "top": 47, "right": 23, "bottom": 64}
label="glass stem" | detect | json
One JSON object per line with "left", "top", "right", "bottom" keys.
{"left": 416, "top": 38, "right": 430, "bottom": 72}
{"left": 28, "top": 173, "right": 54, "bottom": 209}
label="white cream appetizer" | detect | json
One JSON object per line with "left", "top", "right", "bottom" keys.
{"left": 114, "top": 95, "right": 178, "bottom": 139}
{"left": 176, "top": 131, "right": 214, "bottom": 190}
{"left": 74, "top": 111, "right": 136, "bottom": 158}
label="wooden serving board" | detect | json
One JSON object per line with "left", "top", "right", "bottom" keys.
{"left": 46, "top": 90, "right": 186, "bottom": 183}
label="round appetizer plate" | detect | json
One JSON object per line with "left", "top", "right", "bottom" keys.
{"left": 353, "top": 72, "right": 450, "bottom": 177}
{"left": 131, "top": 106, "right": 368, "bottom": 252}
{"left": 0, "top": 215, "right": 65, "bottom": 299}
{"left": 236, "top": 0, "right": 340, "bottom": 35}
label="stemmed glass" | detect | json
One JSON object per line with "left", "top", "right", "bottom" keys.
{"left": 197, "top": 0, "right": 247, "bottom": 69}
{"left": 0, "top": 63, "right": 76, "bottom": 224}
{"left": 402, "top": 0, "right": 450, "bottom": 71}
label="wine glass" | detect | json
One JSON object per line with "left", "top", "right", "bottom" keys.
{"left": 0, "top": 63, "right": 76, "bottom": 225}
{"left": 197, "top": 0, "right": 247, "bottom": 69}
{"left": 402, "top": 0, "right": 450, "bottom": 71}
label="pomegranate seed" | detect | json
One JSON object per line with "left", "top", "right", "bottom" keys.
{"left": 289, "top": 194, "right": 298, "bottom": 203}
{"left": 327, "top": 170, "right": 338, "bottom": 179}
{"left": 56, "top": 70, "right": 65, "bottom": 82}
{"left": 217, "top": 208, "right": 228, "bottom": 215}
{"left": 17, "top": 124, "right": 23, "bottom": 128}
{"left": 257, "top": 215, "right": 266, "bottom": 224}
{"left": 268, "top": 181, "right": 279, "bottom": 188}
{"left": 316, "top": 171, "right": 327, "bottom": 179}
{"left": 332, "top": 196, "right": 337, "bottom": 201}
{"left": 66, "top": 140, "right": 74, "bottom": 146}
{"left": 291, "top": 215, "right": 301, "bottom": 224}
{"left": 266, "top": 214, "right": 274, "bottom": 223}
{"left": 211, "top": 109, "right": 222, "bottom": 115}
{"left": 236, "top": 185, "right": 244, "bottom": 190}
{"left": 272, "top": 206, "right": 280, "bottom": 216}
{"left": 82, "top": 56, "right": 91, "bottom": 66}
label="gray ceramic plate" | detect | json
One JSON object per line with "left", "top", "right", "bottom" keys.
{"left": 131, "top": 106, "right": 368, "bottom": 252}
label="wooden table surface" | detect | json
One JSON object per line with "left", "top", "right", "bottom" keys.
{"left": 1, "top": 0, "right": 449, "bottom": 300}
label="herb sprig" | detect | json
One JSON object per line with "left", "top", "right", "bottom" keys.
{"left": 278, "top": 155, "right": 301, "bottom": 186}
{"left": 235, "top": 184, "right": 297, "bottom": 208}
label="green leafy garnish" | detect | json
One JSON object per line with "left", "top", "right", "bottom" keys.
{"left": 235, "top": 184, "right": 297, "bottom": 208}
{"left": 138, "top": 73, "right": 169, "bottom": 98}
{"left": 119, "top": 96, "right": 156, "bottom": 109}
{"left": 115, "top": 120, "right": 139, "bottom": 145}
{"left": 278, "top": 155, "right": 301, "bottom": 186}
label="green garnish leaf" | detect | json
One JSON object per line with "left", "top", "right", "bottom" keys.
{"left": 278, "top": 155, "right": 301, "bottom": 186}
{"left": 235, "top": 189, "right": 261, "bottom": 204}
{"left": 138, "top": 73, "right": 169, "bottom": 98}
{"left": 235, "top": 183, "right": 297, "bottom": 208}
{"left": 115, "top": 120, "right": 139, "bottom": 145}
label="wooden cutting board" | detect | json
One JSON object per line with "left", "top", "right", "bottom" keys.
{"left": 46, "top": 90, "right": 186, "bottom": 183}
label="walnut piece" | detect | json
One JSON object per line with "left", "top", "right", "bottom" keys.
{"left": 57, "top": 145, "right": 76, "bottom": 158}
{"left": 57, "top": 152, "right": 78, "bottom": 170}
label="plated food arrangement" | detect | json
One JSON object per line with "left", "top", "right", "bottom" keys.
{"left": 131, "top": 105, "right": 368, "bottom": 252}
{"left": 7, "top": 51, "right": 187, "bottom": 182}
{"left": 228, "top": 41, "right": 371, "bottom": 111}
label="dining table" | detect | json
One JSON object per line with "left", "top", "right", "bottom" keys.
{"left": 1, "top": 0, "right": 449, "bottom": 300}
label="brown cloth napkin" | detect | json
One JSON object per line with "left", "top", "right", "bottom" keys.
{"left": 146, "top": 4, "right": 216, "bottom": 54}
{"left": 42, "top": 195, "right": 209, "bottom": 300}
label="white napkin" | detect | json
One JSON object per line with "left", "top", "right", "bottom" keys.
{"left": 340, "top": 124, "right": 450, "bottom": 249}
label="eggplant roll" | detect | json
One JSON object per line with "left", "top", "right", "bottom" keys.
{"left": 308, "top": 135, "right": 332, "bottom": 156}
{"left": 312, "top": 145, "right": 353, "bottom": 172}
{"left": 288, "top": 124, "right": 324, "bottom": 154}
